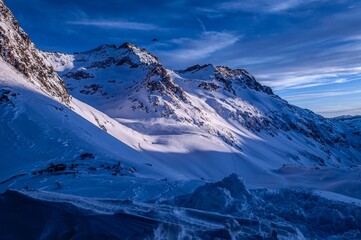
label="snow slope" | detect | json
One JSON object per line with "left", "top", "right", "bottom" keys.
{"left": 0, "top": 58, "right": 158, "bottom": 179}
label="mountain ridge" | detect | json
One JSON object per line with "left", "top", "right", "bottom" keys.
{"left": 43, "top": 42, "right": 361, "bottom": 169}
{"left": 0, "top": 1, "right": 70, "bottom": 104}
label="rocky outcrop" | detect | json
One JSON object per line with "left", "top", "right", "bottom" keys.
{"left": 0, "top": 1, "right": 70, "bottom": 103}
{"left": 177, "top": 64, "right": 274, "bottom": 95}
{"left": 214, "top": 66, "right": 274, "bottom": 95}
{"left": 118, "top": 42, "right": 159, "bottom": 65}
{"left": 144, "top": 64, "right": 188, "bottom": 103}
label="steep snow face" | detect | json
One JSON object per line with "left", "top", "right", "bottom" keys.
{"left": 0, "top": 1, "right": 69, "bottom": 103}
{"left": 45, "top": 44, "right": 361, "bottom": 169}
{"left": 0, "top": 58, "right": 171, "bottom": 185}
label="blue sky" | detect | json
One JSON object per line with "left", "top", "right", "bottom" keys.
{"left": 7, "top": 0, "right": 361, "bottom": 117}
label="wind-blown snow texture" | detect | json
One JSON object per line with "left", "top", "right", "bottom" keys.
{"left": 1, "top": 175, "right": 361, "bottom": 239}
{"left": 1, "top": 0, "right": 361, "bottom": 238}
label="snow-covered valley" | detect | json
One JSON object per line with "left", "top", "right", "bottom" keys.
{"left": 1, "top": 0, "right": 361, "bottom": 238}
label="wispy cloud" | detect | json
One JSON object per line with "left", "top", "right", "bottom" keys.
{"left": 317, "top": 105, "right": 361, "bottom": 118}
{"left": 259, "top": 66, "right": 361, "bottom": 91}
{"left": 156, "top": 31, "right": 241, "bottom": 66}
{"left": 195, "top": 17, "right": 207, "bottom": 32}
{"left": 285, "top": 89, "right": 361, "bottom": 101}
{"left": 218, "top": 0, "right": 314, "bottom": 13}
{"left": 282, "top": 87, "right": 361, "bottom": 117}
{"left": 67, "top": 19, "right": 161, "bottom": 31}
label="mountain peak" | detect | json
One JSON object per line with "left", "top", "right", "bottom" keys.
{"left": 176, "top": 64, "right": 274, "bottom": 95}
{"left": 118, "top": 42, "right": 136, "bottom": 49}
{"left": 69, "top": 42, "right": 159, "bottom": 69}
{"left": 90, "top": 44, "right": 117, "bottom": 52}
{"left": 177, "top": 64, "right": 215, "bottom": 74}
{"left": 214, "top": 66, "right": 274, "bottom": 95}
{"left": 117, "top": 42, "right": 159, "bottom": 66}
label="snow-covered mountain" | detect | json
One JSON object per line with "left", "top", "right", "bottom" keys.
{"left": 0, "top": 1, "right": 157, "bottom": 181}
{"left": 44, "top": 42, "right": 361, "bottom": 171}
{"left": 1, "top": 0, "right": 361, "bottom": 238}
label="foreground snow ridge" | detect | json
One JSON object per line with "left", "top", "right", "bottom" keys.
{"left": 1, "top": 174, "right": 360, "bottom": 239}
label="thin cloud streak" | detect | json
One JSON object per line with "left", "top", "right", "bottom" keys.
{"left": 67, "top": 19, "right": 162, "bottom": 31}
{"left": 285, "top": 89, "right": 361, "bottom": 101}
{"left": 195, "top": 17, "right": 207, "bottom": 32}
{"left": 218, "top": 0, "right": 318, "bottom": 13}
{"left": 318, "top": 106, "right": 361, "bottom": 118}
{"left": 259, "top": 66, "right": 361, "bottom": 91}
{"left": 156, "top": 31, "right": 241, "bottom": 66}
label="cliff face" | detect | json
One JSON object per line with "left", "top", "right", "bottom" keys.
{"left": 0, "top": 1, "right": 70, "bottom": 103}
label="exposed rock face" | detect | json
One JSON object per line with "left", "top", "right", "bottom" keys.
{"left": 178, "top": 64, "right": 273, "bottom": 95}
{"left": 215, "top": 66, "right": 274, "bottom": 95}
{"left": 144, "top": 64, "right": 188, "bottom": 103}
{"left": 0, "top": 1, "right": 70, "bottom": 103}
{"left": 64, "top": 71, "right": 94, "bottom": 80}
